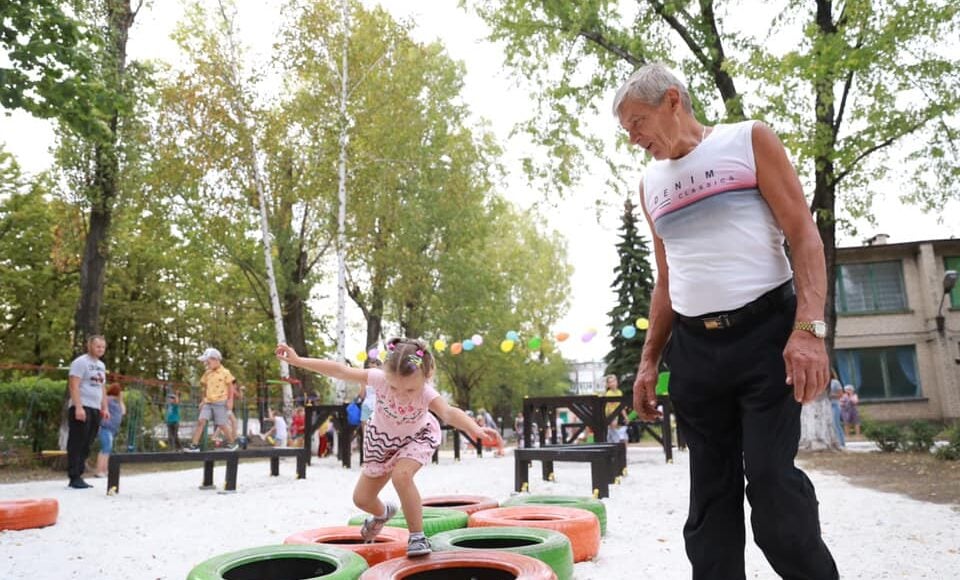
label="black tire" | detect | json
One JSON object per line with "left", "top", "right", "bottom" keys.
{"left": 503, "top": 494, "right": 607, "bottom": 535}
{"left": 432, "top": 526, "right": 574, "bottom": 580}
{"left": 187, "top": 544, "right": 368, "bottom": 580}
{"left": 347, "top": 506, "right": 468, "bottom": 537}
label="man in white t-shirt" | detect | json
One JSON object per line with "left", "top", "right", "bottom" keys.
{"left": 66, "top": 335, "right": 110, "bottom": 489}
{"left": 614, "top": 63, "right": 837, "bottom": 580}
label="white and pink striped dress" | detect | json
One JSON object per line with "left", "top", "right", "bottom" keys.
{"left": 361, "top": 369, "right": 442, "bottom": 478}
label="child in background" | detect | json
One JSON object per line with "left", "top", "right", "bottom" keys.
{"left": 261, "top": 408, "right": 288, "bottom": 447}
{"left": 276, "top": 337, "right": 500, "bottom": 557}
{"left": 165, "top": 391, "right": 181, "bottom": 450}
{"left": 841, "top": 385, "right": 861, "bottom": 437}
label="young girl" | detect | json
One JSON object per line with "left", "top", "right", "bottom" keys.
{"left": 275, "top": 337, "right": 500, "bottom": 557}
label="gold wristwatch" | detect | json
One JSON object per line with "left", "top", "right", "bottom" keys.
{"left": 794, "top": 320, "right": 827, "bottom": 338}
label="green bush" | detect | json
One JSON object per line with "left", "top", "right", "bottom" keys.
{"left": 934, "top": 423, "right": 960, "bottom": 461}
{"left": 904, "top": 420, "right": 938, "bottom": 452}
{"left": 863, "top": 421, "right": 904, "bottom": 453}
{"left": 0, "top": 378, "right": 67, "bottom": 453}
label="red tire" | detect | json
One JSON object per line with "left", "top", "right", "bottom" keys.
{"left": 468, "top": 505, "right": 600, "bottom": 562}
{"left": 360, "top": 550, "right": 556, "bottom": 579}
{"left": 421, "top": 494, "right": 499, "bottom": 515}
{"left": 284, "top": 526, "right": 408, "bottom": 566}
{"left": 0, "top": 498, "right": 59, "bottom": 531}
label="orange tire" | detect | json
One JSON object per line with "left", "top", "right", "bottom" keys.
{"left": 284, "top": 526, "right": 408, "bottom": 566}
{"left": 421, "top": 494, "right": 499, "bottom": 515}
{"left": 359, "top": 550, "right": 556, "bottom": 579}
{"left": 468, "top": 505, "right": 600, "bottom": 562}
{"left": 0, "top": 498, "right": 59, "bottom": 531}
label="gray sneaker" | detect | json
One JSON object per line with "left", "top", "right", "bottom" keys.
{"left": 360, "top": 502, "right": 397, "bottom": 543}
{"left": 406, "top": 535, "right": 431, "bottom": 557}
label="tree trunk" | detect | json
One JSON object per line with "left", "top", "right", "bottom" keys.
{"left": 799, "top": 393, "right": 841, "bottom": 451}
{"left": 364, "top": 303, "right": 383, "bottom": 356}
{"left": 799, "top": 0, "right": 841, "bottom": 452}
{"left": 72, "top": 0, "right": 137, "bottom": 350}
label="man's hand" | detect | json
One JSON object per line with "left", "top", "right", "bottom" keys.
{"left": 784, "top": 331, "right": 829, "bottom": 403}
{"left": 632, "top": 364, "right": 662, "bottom": 421}
{"left": 74, "top": 406, "right": 86, "bottom": 422}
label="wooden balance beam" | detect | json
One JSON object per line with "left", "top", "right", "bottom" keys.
{"left": 106, "top": 447, "right": 307, "bottom": 495}
{"left": 514, "top": 443, "right": 625, "bottom": 499}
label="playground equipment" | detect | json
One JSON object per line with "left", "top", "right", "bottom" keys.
{"left": 0, "top": 498, "right": 59, "bottom": 531}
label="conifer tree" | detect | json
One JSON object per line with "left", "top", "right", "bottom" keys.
{"left": 604, "top": 199, "right": 655, "bottom": 387}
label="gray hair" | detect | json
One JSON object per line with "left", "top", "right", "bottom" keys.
{"left": 612, "top": 63, "right": 693, "bottom": 117}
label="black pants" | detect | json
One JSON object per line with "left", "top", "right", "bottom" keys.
{"left": 167, "top": 422, "right": 180, "bottom": 449}
{"left": 67, "top": 406, "right": 101, "bottom": 481}
{"left": 667, "top": 295, "right": 838, "bottom": 580}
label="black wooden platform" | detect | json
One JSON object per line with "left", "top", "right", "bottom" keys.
{"left": 522, "top": 393, "right": 674, "bottom": 462}
{"left": 105, "top": 447, "right": 306, "bottom": 495}
{"left": 514, "top": 443, "right": 625, "bottom": 499}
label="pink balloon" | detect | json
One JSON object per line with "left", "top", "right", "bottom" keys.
{"left": 581, "top": 332, "right": 596, "bottom": 343}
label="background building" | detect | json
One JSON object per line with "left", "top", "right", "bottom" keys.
{"left": 834, "top": 237, "right": 960, "bottom": 422}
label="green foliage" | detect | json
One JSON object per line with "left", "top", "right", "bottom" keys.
{"left": 863, "top": 420, "right": 905, "bottom": 453}
{"left": 604, "top": 199, "right": 654, "bottom": 382}
{"left": 0, "top": 0, "right": 116, "bottom": 141}
{"left": 933, "top": 423, "right": 960, "bottom": 461}
{"left": 904, "top": 420, "right": 938, "bottom": 453}
{"left": 0, "top": 377, "right": 67, "bottom": 453}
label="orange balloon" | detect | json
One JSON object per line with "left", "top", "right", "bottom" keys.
{"left": 450, "top": 342, "right": 463, "bottom": 355}
{"left": 555, "top": 332, "right": 570, "bottom": 342}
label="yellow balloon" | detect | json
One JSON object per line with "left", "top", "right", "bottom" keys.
{"left": 357, "top": 351, "right": 368, "bottom": 362}
{"left": 636, "top": 317, "right": 650, "bottom": 330}
{"left": 378, "top": 350, "right": 387, "bottom": 361}
{"left": 433, "top": 339, "right": 447, "bottom": 352}
{"left": 500, "top": 339, "right": 515, "bottom": 353}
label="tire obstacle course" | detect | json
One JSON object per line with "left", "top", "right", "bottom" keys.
{"left": 0, "top": 498, "right": 59, "bottom": 531}
{"left": 188, "top": 492, "right": 610, "bottom": 579}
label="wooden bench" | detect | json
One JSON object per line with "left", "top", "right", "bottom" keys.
{"left": 106, "top": 448, "right": 307, "bottom": 495}
{"left": 514, "top": 443, "right": 625, "bottom": 499}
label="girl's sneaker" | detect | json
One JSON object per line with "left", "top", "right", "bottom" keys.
{"left": 406, "top": 534, "right": 431, "bottom": 557}
{"left": 360, "top": 502, "right": 397, "bottom": 543}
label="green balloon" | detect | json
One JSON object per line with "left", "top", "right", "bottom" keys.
{"left": 527, "top": 336, "right": 542, "bottom": 350}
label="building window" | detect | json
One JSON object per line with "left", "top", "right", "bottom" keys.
{"left": 946, "top": 256, "right": 960, "bottom": 308}
{"left": 835, "top": 261, "right": 907, "bottom": 314}
{"left": 835, "top": 346, "right": 921, "bottom": 400}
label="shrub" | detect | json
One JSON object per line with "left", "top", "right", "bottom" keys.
{"left": 934, "top": 423, "right": 960, "bottom": 461}
{"left": 904, "top": 420, "right": 938, "bottom": 453}
{"left": 863, "top": 421, "right": 904, "bottom": 453}
{"left": 0, "top": 378, "right": 67, "bottom": 453}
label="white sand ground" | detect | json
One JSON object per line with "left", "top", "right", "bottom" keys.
{"left": 1, "top": 445, "right": 958, "bottom": 579}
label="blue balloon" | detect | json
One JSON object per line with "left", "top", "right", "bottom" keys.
{"left": 505, "top": 330, "right": 520, "bottom": 341}
{"left": 621, "top": 325, "right": 637, "bottom": 339}
{"left": 462, "top": 339, "right": 475, "bottom": 351}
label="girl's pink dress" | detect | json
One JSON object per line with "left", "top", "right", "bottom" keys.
{"left": 361, "top": 369, "right": 441, "bottom": 477}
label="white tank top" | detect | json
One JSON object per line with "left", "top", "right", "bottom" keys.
{"left": 642, "top": 120, "right": 793, "bottom": 316}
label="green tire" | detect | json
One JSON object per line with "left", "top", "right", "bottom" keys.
{"left": 431, "top": 526, "right": 575, "bottom": 580}
{"left": 187, "top": 544, "right": 368, "bottom": 580}
{"left": 503, "top": 494, "right": 607, "bottom": 535}
{"left": 348, "top": 506, "right": 468, "bottom": 537}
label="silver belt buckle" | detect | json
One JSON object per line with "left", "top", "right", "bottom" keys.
{"left": 702, "top": 314, "right": 731, "bottom": 330}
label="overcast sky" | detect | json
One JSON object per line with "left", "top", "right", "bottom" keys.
{"left": 1, "top": 0, "right": 958, "bottom": 365}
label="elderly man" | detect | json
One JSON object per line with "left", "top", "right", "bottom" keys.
{"left": 617, "top": 63, "right": 838, "bottom": 579}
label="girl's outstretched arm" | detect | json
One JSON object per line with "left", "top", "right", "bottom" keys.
{"left": 275, "top": 344, "right": 369, "bottom": 384}
{"left": 429, "top": 397, "right": 500, "bottom": 443}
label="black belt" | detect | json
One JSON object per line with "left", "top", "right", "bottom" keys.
{"left": 675, "top": 280, "right": 795, "bottom": 330}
